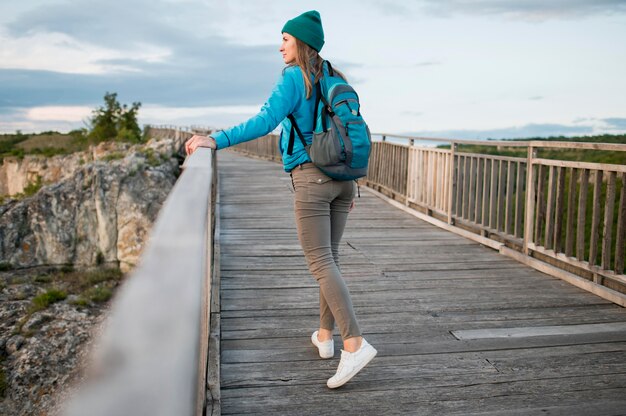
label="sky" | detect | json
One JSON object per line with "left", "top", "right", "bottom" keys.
{"left": 1, "top": 0, "right": 626, "bottom": 140}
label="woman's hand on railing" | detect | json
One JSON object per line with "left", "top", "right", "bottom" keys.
{"left": 185, "top": 135, "right": 216, "bottom": 155}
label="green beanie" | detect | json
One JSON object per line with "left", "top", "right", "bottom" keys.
{"left": 281, "top": 10, "right": 324, "bottom": 52}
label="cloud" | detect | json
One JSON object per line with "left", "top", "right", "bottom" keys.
{"left": 26, "top": 106, "right": 92, "bottom": 122}
{"left": 603, "top": 118, "right": 626, "bottom": 130}
{"left": 0, "top": 0, "right": 284, "bottom": 110}
{"left": 364, "top": 0, "right": 415, "bottom": 16}
{"left": 419, "top": 0, "right": 626, "bottom": 20}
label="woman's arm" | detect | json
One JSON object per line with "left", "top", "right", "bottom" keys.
{"left": 186, "top": 68, "right": 300, "bottom": 155}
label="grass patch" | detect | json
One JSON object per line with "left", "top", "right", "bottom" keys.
{"left": 50, "top": 266, "right": 123, "bottom": 297}
{"left": 13, "top": 287, "right": 67, "bottom": 335}
{"left": 70, "top": 297, "right": 91, "bottom": 308}
{"left": 30, "top": 288, "right": 67, "bottom": 313}
{"left": 33, "top": 275, "right": 53, "bottom": 284}
{"left": 21, "top": 176, "right": 43, "bottom": 198}
{"left": 102, "top": 152, "right": 125, "bottom": 162}
{"left": 9, "top": 266, "right": 123, "bottom": 336}
{"left": 143, "top": 148, "right": 162, "bottom": 167}
{"left": 83, "top": 286, "right": 113, "bottom": 303}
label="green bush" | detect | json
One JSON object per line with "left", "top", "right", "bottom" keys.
{"left": 22, "top": 176, "right": 43, "bottom": 198}
{"left": 143, "top": 148, "right": 162, "bottom": 167}
{"left": 84, "top": 286, "right": 113, "bottom": 303}
{"left": 88, "top": 92, "right": 142, "bottom": 144}
{"left": 102, "top": 152, "right": 125, "bottom": 161}
{"left": 30, "top": 288, "right": 67, "bottom": 312}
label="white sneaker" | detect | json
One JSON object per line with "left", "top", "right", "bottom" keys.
{"left": 311, "top": 331, "right": 334, "bottom": 359}
{"left": 327, "top": 338, "right": 377, "bottom": 389}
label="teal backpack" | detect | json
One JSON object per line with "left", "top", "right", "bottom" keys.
{"left": 287, "top": 60, "right": 371, "bottom": 181}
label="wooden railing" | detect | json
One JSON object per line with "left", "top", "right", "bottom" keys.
{"left": 64, "top": 127, "right": 220, "bottom": 416}
{"left": 231, "top": 133, "right": 626, "bottom": 306}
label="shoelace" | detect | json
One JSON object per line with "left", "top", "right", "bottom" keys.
{"left": 336, "top": 357, "right": 347, "bottom": 374}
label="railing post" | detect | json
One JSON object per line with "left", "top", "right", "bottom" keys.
{"left": 523, "top": 145, "right": 537, "bottom": 255}
{"left": 405, "top": 145, "right": 412, "bottom": 207}
{"left": 447, "top": 142, "right": 457, "bottom": 225}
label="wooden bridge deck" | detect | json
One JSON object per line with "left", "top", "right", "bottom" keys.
{"left": 217, "top": 151, "right": 626, "bottom": 415}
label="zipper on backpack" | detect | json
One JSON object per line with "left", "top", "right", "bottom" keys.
{"left": 334, "top": 99, "right": 359, "bottom": 116}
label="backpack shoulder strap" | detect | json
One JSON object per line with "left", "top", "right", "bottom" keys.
{"left": 324, "top": 60, "right": 335, "bottom": 77}
{"left": 286, "top": 114, "right": 308, "bottom": 156}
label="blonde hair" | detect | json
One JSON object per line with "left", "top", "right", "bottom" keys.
{"left": 287, "top": 38, "right": 346, "bottom": 99}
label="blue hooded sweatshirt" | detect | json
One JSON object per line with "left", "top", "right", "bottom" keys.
{"left": 211, "top": 65, "right": 314, "bottom": 172}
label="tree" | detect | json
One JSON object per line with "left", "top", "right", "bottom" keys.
{"left": 88, "top": 92, "right": 142, "bottom": 143}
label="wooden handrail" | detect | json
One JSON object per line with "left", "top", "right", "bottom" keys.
{"left": 370, "top": 133, "right": 626, "bottom": 152}
{"left": 64, "top": 142, "right": 217, "bottom": 415}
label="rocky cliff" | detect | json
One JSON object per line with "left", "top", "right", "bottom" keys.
{"left": 0, "top": 138, "right": 180, "bottom": 272}
{"left": 0, "top": 136, "right": 183, "bottom": 415}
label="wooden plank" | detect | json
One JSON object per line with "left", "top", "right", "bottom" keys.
{"left": 533, "top": 157, "right": 626, "bottom": 173}
{"left": 448, "top": 145, "right": 457, "bottom": 223}
{"left": 489, "top": 158, "right": 498, "bottom": 229}
{"left": 589, "top": 170, "right": 604, "bottom": 267}
{"left": 576, "top": 169, "right": 590, "bottom": 261}
{"left": 457, "top": 151, "right": 526, "bottom": 163}
{"left": 505, "top": 160, "right": 514, "bottom": 235}
{"left": 475, "top": 156, "right": 484, "bottom": 224}
{"left": 482, "top": 158, "right": 490, "bottom": 227}
{"left": 468, "top": 156, "right": 476, "bottom": 221}
{"left": 616, "top": 173, "right": 626, "bottom": 274}
{"left": 497, "top": 159, "right": 506, "bottom": 231}
{"left": 514, "top": 162, "right": 524, "bottom": 238}
{"left": 602, "top": 171, "right": 616, "bottom": 271}
{"left": 528, "top": 140, "right": 626, "bottom": 151}
{"left": 545, "top": 166, "right": 556, "bottom": 250}
{"left": 565, "top": 167, "right": 577, "bottom": 257}
{"left": 373, "top": 135, "right": 626, "bottom": 151}
{"left": 463, "top": 155, "right": 471, "bottom": 219}
{"left": 452, "top": 322, "right": 626, "bottom": 340}
{"left": 455, "top": 154, "right": 462, "bottom": 217}
{"left": 523, "top": 147, "right": 536, "bottom": 254}
{"left": 443, "top": 151, "right": 449, "bottom": 210}
{"left": 554, "top": 166, "right": 566, "bottom": 253}
{"left": 534, "top": 164, "right": 546, "bottom": 245}
{"left": 219, "top": 373, "right": 626, "bottom": 415}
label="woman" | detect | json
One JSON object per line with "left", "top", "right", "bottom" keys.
{"left": 185, "top": 10, "right": 376, "bottom": 389}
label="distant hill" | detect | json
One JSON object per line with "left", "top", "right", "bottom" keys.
{"left": 0, "top": 130, "right": 86, "bottom": 161}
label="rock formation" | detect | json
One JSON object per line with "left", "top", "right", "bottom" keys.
{"left": 0, "top": 136, "right": 183, "bottom": 415}
{"left": 0, "top": 138, "right": 180, "bottom": 272}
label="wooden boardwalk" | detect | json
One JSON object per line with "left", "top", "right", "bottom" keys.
{"left": 217, "top": 151, "right": 626, "bottom": 415}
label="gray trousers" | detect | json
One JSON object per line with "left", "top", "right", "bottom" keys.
{"left": 291, "top": 163, "right": 361, "bottom": 340}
